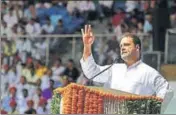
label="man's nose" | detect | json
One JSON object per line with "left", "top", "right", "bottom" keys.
{"left": 121, "top": 46, "right": 125, "bottom": 51}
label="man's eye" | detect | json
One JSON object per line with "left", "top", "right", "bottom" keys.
{"left": 124, "top": 44, "right": 130, "bottom": 46}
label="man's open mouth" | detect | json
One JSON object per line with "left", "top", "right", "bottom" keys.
{"left": 122, "top": 52, "right": 127, "bottom": 54}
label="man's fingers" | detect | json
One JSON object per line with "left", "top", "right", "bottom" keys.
{"left": 88, "top": 25, "right": 91, "bottom": 35}
{"left": 85, "top": 25, "right": 88, "bottom": 34}
{"left": 81, "top": 29, "right": 84, "bottom": 36}
{"left": 90, "top": 32, "right": 93, "bottom": 37}
{"left": 91, "top": 32, "right": 95, "bottom": 41}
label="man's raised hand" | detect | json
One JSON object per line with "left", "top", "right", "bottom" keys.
{"left": 81, "top": 25, "right": 95, "bottom": 46}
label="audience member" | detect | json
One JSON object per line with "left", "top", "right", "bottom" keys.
{"left": 24, "top": 100, "right": 36, "bottom": 114}
{"left": 63, "top": 59, "right": 80, "bottom": 82}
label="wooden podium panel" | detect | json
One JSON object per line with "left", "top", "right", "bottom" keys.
{"left": 88, "top": 86, "right": 138, "bottom": 96}
{"left": 161, "top": 64, "right": 176, "bottom": 81}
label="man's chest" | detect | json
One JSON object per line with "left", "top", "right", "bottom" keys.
{"left": 110, "top": 65, "right": 151, "bottom": 95}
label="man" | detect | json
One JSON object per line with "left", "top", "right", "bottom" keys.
{"left": 1, "top": 87, "right": 19, "bottom": 113}
{"left": 17, "top": 88, "right": 29, "bottom": 114}
{"left": 80, "top": 25, "right": 174, "bottom": 113}
{"left": 9, "top": 100, "right": 19, "bottom": 114}
{"left": 63, "top": 59, "right": 80, "bottom": 82}
{"left": 36, "top": 97, "right": 49, "bottom": 114}
{"left": 24, "top": 100, "right": 36, "bottom": 114}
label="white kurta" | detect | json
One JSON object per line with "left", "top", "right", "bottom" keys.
{"left": 80, "top": 55, "right": 174, "bottom": 113}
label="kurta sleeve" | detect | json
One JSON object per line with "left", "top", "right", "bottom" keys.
{"left": 80, "top": 54, "right": 111, "bottom": 83}
{"left": 151, "top": 71, "right": 174, "bottom": 113}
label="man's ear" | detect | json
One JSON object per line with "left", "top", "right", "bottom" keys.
{"left": 136, "top": 45, "right": 140, "bottom": 51}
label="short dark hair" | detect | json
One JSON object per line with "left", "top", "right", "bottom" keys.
{"left": 58, "top": 19, "right": 63, "bottom": 23}
{"left": 2, "top": 2, "right": 7, "bottom": 5}
{"left": 120, "top": 33, "right": 141, "bottom": 51}
{"left": 57, "top": 57, "right": 62, "bottom": 64}
{"left": 68, "top": 59, "right": 74, "bottom": 63}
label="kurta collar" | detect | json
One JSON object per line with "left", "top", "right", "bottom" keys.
{"left": 126, "top": 60, "right": 142, "bottom": 69}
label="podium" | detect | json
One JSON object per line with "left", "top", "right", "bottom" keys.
{"left": 51, "top": 83, "right": 162, "bottom": 114}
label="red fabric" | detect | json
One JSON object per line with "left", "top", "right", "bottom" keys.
{"left": 39, "top": 97, "right": 47, "bottom": 106}
{"left": 26, "top": 57, "right": 33, "bottom": 64}
{"left": 1, "top": 110, "right": 8, "bottom": 114}
{"left": 9, "top": 87, "right": 16, "bottom": 93}
{"left": 111, "top": 13, "right": 125, "bottom": 26}
{"left": 144, "top": 1, "right": 149, "bottom": 10}
{"left": 15, "top": 55, "right": 21, "bottom": 61}
{"left": 3, "top": 64, "right": 9, "bottom": 70}
{"left": 10, "top": 99, "right": 17, "bottom": 107}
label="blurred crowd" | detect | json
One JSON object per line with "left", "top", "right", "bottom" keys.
{"left": 1, "top": 0, "right": 176, "bottom": 114}
{"left": 1, "top": 56, "right": 82, "bottom": 114}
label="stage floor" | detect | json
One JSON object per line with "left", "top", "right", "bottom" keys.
{"left": 164, "top": 81, "right": 176, "bottom": 114}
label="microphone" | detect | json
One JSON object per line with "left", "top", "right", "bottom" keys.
{"left": 87, "top": 58, "right": 119, "bottom": 86}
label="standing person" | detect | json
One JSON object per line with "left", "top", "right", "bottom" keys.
{"left": 80, "top": 25, "right": 174, "bottom": 113}
{"left": 63, "top": 59, "right": 80, "bottom": 82}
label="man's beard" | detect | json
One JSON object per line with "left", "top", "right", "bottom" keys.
{"left": 121, "top": 52, "right": 131, "bottom": 61}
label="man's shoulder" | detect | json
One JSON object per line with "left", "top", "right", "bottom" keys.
{"left": 139, "top": 61, "right": 159, "bottom": 74}
{"left": 114, "top": 63, "right": 125, "bottom": 65}
{"left": 113, "top": 63, "right": 126, "bottom": 67}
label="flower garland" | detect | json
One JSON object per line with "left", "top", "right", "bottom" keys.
{"left": 51, "top": 93, "right": 61, "bottom": 114}
{"left": 51, "top": 83, "right": 163, "bottom": 114}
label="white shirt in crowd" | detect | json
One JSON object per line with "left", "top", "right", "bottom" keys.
{"left": 34, "top": 41, "right": 47, "bottom": 57}
{"left": 42, "top": 24, "right": 54, "bottom": 34}
{"left": 1, "top": 24, "right": 11, "bottom": 36}
{"left": 78, "top": 1, "right": 95, "bottom": 12}
{"left": 7, "top": 70, "right": 19, "bottom": 86}
{"left": 80, "top": 55, "right": 174, "bottom": 113}
{"left": 67, "top": 1, "right": 79, "bottom": 14}
{"left": 125, "top": 1, "right": 138, "bottom": 13}
{"left": 16, "top": 39, "right": 32, "bottom": 53}
{"left": 15, "top": 62, "right": 22, "bottom": 78}
{"left": 40, "top": 74, "right": 50, "bottom": 91}
{"left": 25, "top": 22, "right": 41, "bottom": 35}
{"left": 17, "top": 95, "right": 28, "bottom": 114}
{"left": 52, "top": 66, "right": 65, "bottom": 81}
{"left": 99, "top": 1, "right": 113, "bottom": 8}
{"left": 37, "top": 106, "right": 49, "bottom": 114}
{"left": 16, "top": 38, "right": 32, "bottom": 63}
{"left": 3, "top": 13, "right": 18, "bottom": 28}
{"left": 0, "top": 71, "right": 9, "bottom": 98}
{"left": 16, "top": 83, "right": 31, "bottom": 99}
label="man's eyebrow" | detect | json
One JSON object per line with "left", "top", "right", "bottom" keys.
{"left": 120, "top": 43, "right": 130, "bottom": 46}
{"left": 123, "top": 43, "right": 130, "bottom": 45}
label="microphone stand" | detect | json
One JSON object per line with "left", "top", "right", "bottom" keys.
{"left": 87, "top": 58, "right": 118, "bottom": 86}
